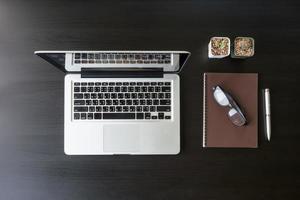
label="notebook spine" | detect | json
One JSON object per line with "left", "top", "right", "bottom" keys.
{"left": 203, "top": 73, "right": 207, "bottom": 147}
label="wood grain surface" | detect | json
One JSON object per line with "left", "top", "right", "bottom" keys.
{"left": 0, "top": 0, "right": 299, "bottom": 199}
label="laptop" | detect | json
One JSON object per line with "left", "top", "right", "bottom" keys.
{"left": 35, "top": 51, "right": 190, "bottom": 155}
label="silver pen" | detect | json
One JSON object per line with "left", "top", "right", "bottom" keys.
{"left": 264, "top": 88, "right": 271, "bottom": 141}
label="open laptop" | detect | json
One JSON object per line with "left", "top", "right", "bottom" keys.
{"left": 35, "top": 51, "right": 190, "bottom": 155}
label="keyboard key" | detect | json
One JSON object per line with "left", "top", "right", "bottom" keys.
{"left": 145, "top": 113, "right": 151, "bottom": 119}
{"left": 141, "top": 87, "right": 147, "bottom": 92}
{"left": 81, "top": 113, "right": 87, "bottom": 120}
{"left": 92, "top": 100, "right": 98, "bottom": 105}
{"left": 96, "top": 106, "right": 102, "bottom": 112}
{"left": 81, "top": 54, "right": 87, "bottom": 59}
{"left": 148, "top": 87, "right": 154, "bottom": 92}
{"left": 116, "top": 106, "right": 122, "bottom": 112}
{"left": 165, "top": 93, "right": 171, "bottom": 98}
{"left": 162, "top": 87, "right": 171, "bottom": 92}
{"left": 108, "top": 87, "right": 114, "bottom": 92}
{"left": 74, "top": 106, "right": 88, "bottom": 112}
{"left": 121, "top": 87, "right": 127, "bottom": 92}
{"left": 95, "top": 54, "right": 100, "bottom": 59}
{"left": 120, "top": 100, "right": 125, "bottom": 105}
{"left": 109, "top": 106, "right": 115, "bottom": 112}
{"left": 86, "top": 100, "right": 92, "bottom": 105}
{"left": 103, "top": 106, "right": 108, "bottom": 112}
{"left": 84, "top": 93, "right": 90, "bottom": 99}
{"left": 88, "top": 82, "right": 94, "bottom": 86}
{"left": 152, "top": 116, "right": 158, "bottom": 120}
{"left": 118, "top": 93, "right": 124, "bottom": 99}
{"left": 131, "top": 93, "right": 137, "bottom": 99}
{"left": 88, "top": 54, "right": 94, "bottom": 59}
{"left": 136, "top": 113, "right": 144, "bottom": 119}
{"left": 113, "top": 100, "right": 119, "bottom": 105}
{"left": 129, "top": 106, "right": 135, "bottom": 112}
{"left": 125, "top": 93, "right": 130, "bottom": 99}
{"left": 139, "top": 100, "right": 145, "bottom": 105}
{"left": 101, "top": 87, "right": 107, "bottom": 92}
{"left": 104, "top": 93, "right": 110, "bottom": 99}
{"left": 75, "top": 54, "right": 80, "bottom": 59}
{"left": 103, "top": 113, "right": 135, "bottom": 119}
{"left": 106, "top": 100, "right": 112, "bottom": 105}
{"left": 157, "top": 106, "right": 171, "bottom": 112}
{"left": 151, "top": 93, "right": 157, "bottom": 98}
{"left": 111, "top": 93, "right": 117, "bottom": 99}
{"left": 94, "top": 113, "right": 102, "bottom": 119}
{"left": 89, "top": 106, "right": 95, "bottom": 112}
{"left": 74, "top": 82, "right": 80, "bottom": 86}
{"left": 150, "top": 106, "right": 156, "bottom": 112}
{"left": 136, "top": 106, "right": 142, "bottom": 112}
{"left": 126, "top": 100, "right": 132, "bottom": 105}
{"left": 74, "top": 87, "right": 80, "bottom": 92}
{"left": 143, "top": 106, "right": 149, "bottom": 112}
{"left": 74, "top": 100, "right": 85, "bottom": 105}
{"left": 98, "top": 93, "right": 103, "bottom": 99}
{"left": 91, "top": 93, "right": 97, "bottom": 99}
{"left": 115, "top": 87, "right": 121, "bottom": 92}
{"left": 88, "top": 113, "right": 93, "bottom": 119}
{"left": 160, "top": 100, "right": 171, "bottom": 105}
{"left": 99, "top": 100, "right": 105, "bottom": 105}
{"left": 128, "top": 87, "right": 134, "bottom": 92}
{"left": 94, "top": 87, "right": 100, "bottom": 92}
{"left": 158, "top": 113, "right": 164, "bottom": 119}
{"left": 146, "top": 100, "right": 152, "bottom": 105}
{"left": 123, "top": 106, "right": 129, "bottom": 112}
{"left": 158, "top": 93, "right": 164, "bottom": 98}
{"left": 74, "top": 113, "right": 80, "bottom": 120}
{"left": 165, "top": 82, "right": 171, "bottom": 85}
{"left": 74, "top": 93, "right": 83, "bottom": 99}
{"left": 81, "top": 87, "right": 87, "bottom": 92}
{"left": 153, "top": 100, "right": 159, "bottom": 105}
{"left": 138, "top": 93, "right": 144, "bottom": 99}
{"left": 133, "top": 100, "right": 139, "bottom": 105}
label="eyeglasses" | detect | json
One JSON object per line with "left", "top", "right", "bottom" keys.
{"left": 212, "top": 86, "right": 247, "bottom": 126}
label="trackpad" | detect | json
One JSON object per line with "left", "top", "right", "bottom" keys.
{"left": 103, "top": 124, "right": 140, "bottom": 153}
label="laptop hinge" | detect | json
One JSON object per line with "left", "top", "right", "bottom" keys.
{"left": 81, "top": 68, "right": 163, "bottom": 78}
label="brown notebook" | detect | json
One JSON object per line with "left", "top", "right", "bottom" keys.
{"left": 203, "top": 73, "right": 258, "bottom": 148}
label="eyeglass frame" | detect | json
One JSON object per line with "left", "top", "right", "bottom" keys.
{"left": 212, "top": 85, "right": 247, "bottom": 126}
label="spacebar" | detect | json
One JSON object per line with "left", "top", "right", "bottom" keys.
{"left": 103, "top": 113, "right": 135, "bottom": 119}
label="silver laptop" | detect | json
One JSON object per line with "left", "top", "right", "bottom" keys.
{"left": 35, "top": 51, "right": 190, "bottom": 155}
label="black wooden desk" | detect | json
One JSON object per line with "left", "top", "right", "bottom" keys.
{"left": 0, "top": 0, "right": 299, "bottom": 199}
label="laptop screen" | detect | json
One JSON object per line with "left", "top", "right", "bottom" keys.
{"left": 35, "top": 51, "right": 190, "bottom": 73}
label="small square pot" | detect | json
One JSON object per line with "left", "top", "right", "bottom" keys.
{"left": 208, "top": 37, "right": 230, "bottom": 58}
{"left": 231, "top": 37, "right": 255, "bottom": 58}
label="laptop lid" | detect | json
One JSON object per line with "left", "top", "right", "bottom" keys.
{"left": 34, "top": 51, "right": 190, "bottom": 73}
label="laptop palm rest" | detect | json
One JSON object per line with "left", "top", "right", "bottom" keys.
{"left": 103, "top": 124, "right": 141, "bottom": 153}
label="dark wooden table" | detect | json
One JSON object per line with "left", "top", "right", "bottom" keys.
{"left": 0, "top": 0, "right": 299, "bottom": 199}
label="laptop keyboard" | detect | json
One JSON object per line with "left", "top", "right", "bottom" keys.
{"left": 72, "top": 81, "right": 172, "bottom": 120}
{"left": 73, "top": 53, "right": 171, "bottom": 64}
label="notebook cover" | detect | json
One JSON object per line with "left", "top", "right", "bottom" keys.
{"left": 203, "top": 73, "right": 258, "bottom": 148}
